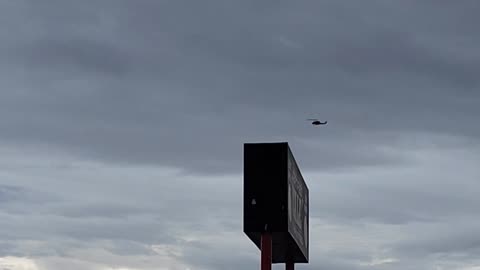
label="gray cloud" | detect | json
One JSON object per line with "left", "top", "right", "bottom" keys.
{"left": 391, "top": 219, "right": 480, "bottom": 258}
{"left": 1, "top": 143, "right": 479, "bottom": 269}
{"left": 15, "top": 37, "right": 132, "bottom": 76}
{"left": 1, "top": 1, "right": 480, "bottom": 270}
{"left": 0, "top": 186, "right": 24, "bottom": 203}
{"left": 1, "top": 0, "right": 479, "bottom": 175}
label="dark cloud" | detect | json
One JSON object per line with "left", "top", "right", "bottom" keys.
{"left": 1, "top": 1, "right": 480, "bottom": 270}
{"left": 15, "top": 37, "right": 132, "bottom": 76}
{"left": 1, "top": 0, "right": 479, "bottom": 174}
{"left": 0, "top": 186, "right": 24, "bottom": 203}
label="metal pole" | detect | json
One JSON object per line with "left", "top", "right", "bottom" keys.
{"left": 260, "top": 232, "right": 272, "bottom": 270}
{"left": 286, "top": 261, "right": 294, "bottom": 270}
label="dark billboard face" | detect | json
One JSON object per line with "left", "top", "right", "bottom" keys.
{"left": 287, "top": 150, "right": 309, "bottom": 257}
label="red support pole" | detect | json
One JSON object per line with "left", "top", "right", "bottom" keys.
{"left": 286, "top": 261, "right": 294, "bottom": 270}
{"left": 260, "top": 233, "right": 272, "bottom": 270}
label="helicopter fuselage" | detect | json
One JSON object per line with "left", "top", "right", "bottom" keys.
{"left": 312, "top": 120, "right": 327, "bottom": 125}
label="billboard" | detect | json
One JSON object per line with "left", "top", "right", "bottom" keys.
{"left": 243, "top": 142, "right": 309, "bottom": 263}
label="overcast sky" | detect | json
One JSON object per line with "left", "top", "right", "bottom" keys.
{"left": 1, "top": 1, "right": 480, "bottom": 270}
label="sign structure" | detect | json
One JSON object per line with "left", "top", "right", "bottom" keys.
{"left": 243, "top": 142, "right": 309, "bottom": 264}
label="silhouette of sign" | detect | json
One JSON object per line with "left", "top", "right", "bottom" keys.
{"left": 243, "top": 142, "right": 309, "bottom": 263}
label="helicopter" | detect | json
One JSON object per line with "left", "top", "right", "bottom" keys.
{"left": 307, "top": 119, "right": 328, "bottom": 126}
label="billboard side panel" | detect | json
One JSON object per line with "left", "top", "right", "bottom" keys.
{"left": 287, "top": 146, "right": 309, "bottom": 261}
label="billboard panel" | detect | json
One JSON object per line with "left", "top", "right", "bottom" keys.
{"left": 287, "top": 147, "right": 309, "bottom": 259}
{"left": 243, "top": 142, "right": 309, "bottom": 263}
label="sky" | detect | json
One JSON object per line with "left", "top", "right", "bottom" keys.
{"left": 1, "top": 1, "right": 480, "bottom": 269}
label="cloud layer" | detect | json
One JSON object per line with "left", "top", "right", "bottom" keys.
{"left": 1, "top": 1, "right": 479, "bottom": 270}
